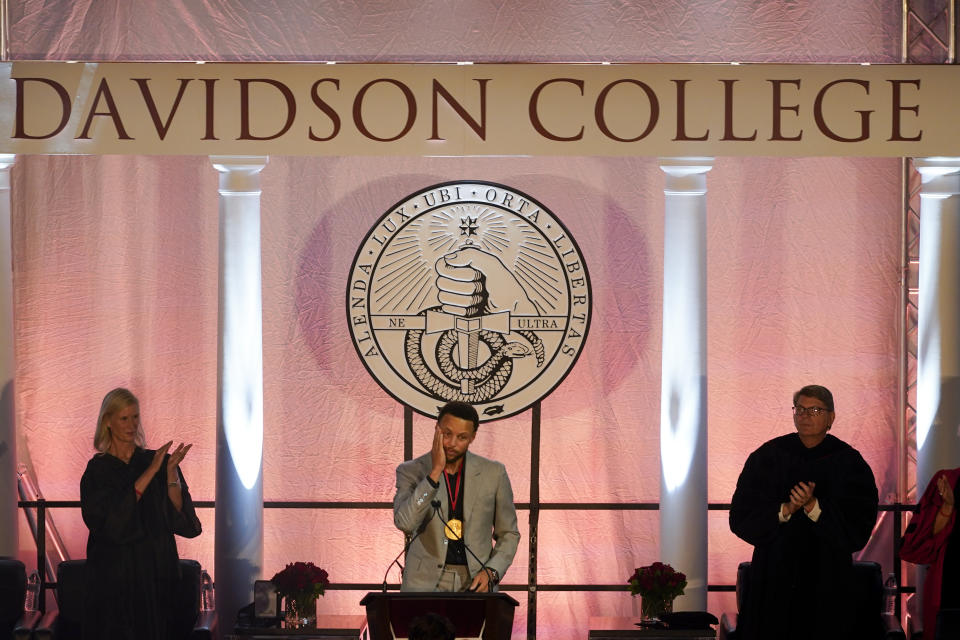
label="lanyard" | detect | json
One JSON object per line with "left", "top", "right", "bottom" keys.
{"left": 443, "top": 468, "right": 462, "bottom": 514}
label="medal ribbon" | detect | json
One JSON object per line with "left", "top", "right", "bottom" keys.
{"left": 443, "top": 468, "right": 462, "bottom": 516}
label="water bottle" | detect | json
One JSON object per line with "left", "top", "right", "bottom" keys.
{"left": 200, "top": 570, "right": 216, "bottom": 611}
{"left": 884, "top": 573, "right": 897, "bottom": 615}
{"left": 24, "top": 571, "right": 39, "bottom": 612}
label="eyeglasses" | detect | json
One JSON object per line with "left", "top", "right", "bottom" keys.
{"left": 793, "top": 405, "right": 829, "bottom": 417}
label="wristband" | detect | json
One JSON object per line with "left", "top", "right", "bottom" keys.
{"left": 135, "top": 488, "right": 143, "bottom": 498}
{"left": 168, "top": 481, "right": 180, "bottom": 487}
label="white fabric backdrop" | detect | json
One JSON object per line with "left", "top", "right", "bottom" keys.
{"left": 8, "top": 2, "right": 903, "bottom": 638}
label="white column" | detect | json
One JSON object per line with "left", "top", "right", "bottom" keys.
{"left": 211, "top": 156, "right": 268, "bottom": 632}
{"left": 658, "top": 157, "right": 713, "bottom": 611}
{"left": 915, "top": 157, "right": 960, "bottom": 495}
{"left": 0, "top": 154, "right": 15, "bottom": 557}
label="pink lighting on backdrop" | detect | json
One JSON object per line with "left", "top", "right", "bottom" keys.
{"left": 8, "top": 1, "right": 904, "bottom": 638}
{"left": 15, "top": 155, "right": 900, "bottom": 638}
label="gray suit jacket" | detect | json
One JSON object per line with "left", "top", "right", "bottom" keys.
{"left": 393, "top": 450, "right": 520, "bottom": 591}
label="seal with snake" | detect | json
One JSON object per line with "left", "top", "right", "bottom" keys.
{"left": 405, "top": 307, "right": 546, "bottom": 402}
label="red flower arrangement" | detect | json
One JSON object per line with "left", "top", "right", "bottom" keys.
{"left": 271, "top": 561, "right": 330, "bottom": 601}
{"left": 627, "top": 561, "right": 687, "bottom": 602}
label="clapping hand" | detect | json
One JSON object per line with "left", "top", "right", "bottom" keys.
{"left": 150, "top": 441, "right": 174, "bottom": 474}
{"left": 136, "top": 441, "right": 175, "bottom": 502}
{"left": 166, "top": 443, "right": 192, "bottom": 481}
{"left": 938, "top": 475, "right": 955, "bottom": 509}
{"left": 786, "top": 481, "right": 817, "bottom": 515}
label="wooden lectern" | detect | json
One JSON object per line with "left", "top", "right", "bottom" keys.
{"left": 359, "top": 592, "right": 518, "bottom": 640}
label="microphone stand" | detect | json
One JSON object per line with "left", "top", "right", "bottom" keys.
{"left": 431, "top": 502, "right": 496, "bottom": 591}
{"left": 381, "top": 500, "right": 439, "bottom": 592}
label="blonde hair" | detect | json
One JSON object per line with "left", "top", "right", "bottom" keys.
{"left": 94, "top": 388, "right": 145, "bottom": 453}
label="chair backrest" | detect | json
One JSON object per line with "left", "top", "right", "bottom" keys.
{"left": 56, "top": 559, "right": 87, "bottom": 639}
{"left": 851, "top": 561, "right": 883, "bottom": 616}
{"left": 0, "top": 557, "right": 27, "bottom": 635}
{"left": 56, "top": 558, "right": 203, "bottom": 638}
{"left": 851, "top": 560, "right": 885, "bottom": 639}
{"left": 735, "top": 561, "right": 750, "bottom": 613}
{"left": 735, "top": 561, "right": 882, "bottom": 608}
{"left": 935, "top": 608, "right": 960, "bottom": 640}
{"left": 173, "top": 559, "right": 203, "bottom": 638}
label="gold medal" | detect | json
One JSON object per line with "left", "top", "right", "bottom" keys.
{"left": 445, "top": 517, "right": 463, "bottom": 540}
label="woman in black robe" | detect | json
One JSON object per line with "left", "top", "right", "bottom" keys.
{"left": 729, "top": 384, "right": 879, "bottom": 640}
{"left": 80, "top": 388, "right": 201, "bottom": 640}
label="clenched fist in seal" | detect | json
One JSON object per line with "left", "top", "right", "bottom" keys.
{"left": 435, "top": 247, "right": 538, "bottom": 317}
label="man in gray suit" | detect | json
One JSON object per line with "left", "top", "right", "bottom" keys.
{"left": 393, "top": 401, "right": 520, "bottom": 592}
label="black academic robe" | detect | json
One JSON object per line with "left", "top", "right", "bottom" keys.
{"left": 729, "top": 433, "right": 878, "bottom": 640}
{"left": 80, "top": 448, "right": 202, "bottom": 640}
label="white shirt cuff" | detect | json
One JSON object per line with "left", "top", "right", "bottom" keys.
{"left": 778, "top": 503, "right": 792, "bottom": 523}
{"left": 805, "top": 499, "right": 822, "bottom": 521}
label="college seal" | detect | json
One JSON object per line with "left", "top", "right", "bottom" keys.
{"left": 347, "top": 181, "right": 591, "bottom": 421}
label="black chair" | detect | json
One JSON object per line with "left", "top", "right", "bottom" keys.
{"left": 176, "top": 559, "right": 216, "bottom": 640}
{"left": 719, "top": 560, "right": 905, "bottom": 640}
{"left": 718, "top": 561, "right": 750, "bottom": 640}
{"left": 33, "top": 558, "right": 215, "bottom": 640}
{"left": 0, "top": 557, "right": 40, "bottom": 640}
{"left": 935, "top": 608, "right": 960, "bottom": 640}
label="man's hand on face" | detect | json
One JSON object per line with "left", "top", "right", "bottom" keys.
{"left": 430, "top": 423, "right": 445, "bottom": 483}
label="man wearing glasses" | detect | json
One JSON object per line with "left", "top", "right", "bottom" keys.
{"left": 729, "top": 384, "right": 879, "bottom": 640}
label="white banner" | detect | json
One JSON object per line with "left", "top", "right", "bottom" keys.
{"left": 1, "top": 61, "right": 957, "bottom": 157}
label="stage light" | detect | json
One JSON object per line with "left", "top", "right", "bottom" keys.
{"left": 212, "top": 158, "right": 267, "bottom": 491}
{"left": 916, "top": 354, "right": 937, "bottom": 452}
{"left": 222, "top": 319, "right": 264, "bottom": 492}
{"left": 221, "top": 268, "right": 264, "bottom": 491}
{"left": 660, "top": 375, "right": 700, "bottom": 493}
{"left": 914, "top": 157, "right": 960, "bottom": 470}
{"left": 659, "top": 159, "right": 710, "bottom": 494}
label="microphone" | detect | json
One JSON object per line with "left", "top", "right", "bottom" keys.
{"left": 381, "top": 503, "right": 438, "bottom": 592}
{"left": 431, "top": 502, "right": 496, "bottom": 591}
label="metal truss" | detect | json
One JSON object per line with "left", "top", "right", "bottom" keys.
{"left": 900, "top": 0, "right": 956, "bottom": 508}
{"left": 903, "top": 0, "right": 956, "bottom": 64}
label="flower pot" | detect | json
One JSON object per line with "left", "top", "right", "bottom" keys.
{"left": 284, "top": 594, "right": 318, "bottom": 629}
